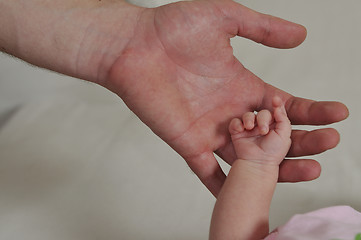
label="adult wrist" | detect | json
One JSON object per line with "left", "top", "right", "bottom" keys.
{"left": 0, "top": 0, "right": 144, "bottom": 83}
{"left": 73, "top": 1, "right": 145, "bottom": 84}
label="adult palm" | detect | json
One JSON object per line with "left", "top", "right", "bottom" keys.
{"left": 107, "top": 0, "right": 348, "bottom": 196}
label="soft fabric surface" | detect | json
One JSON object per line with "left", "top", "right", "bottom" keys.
{"left": 0, "top": 0, "right": 360, "bottom": 239}
{"left": 265, "top": 206, "right": 361, "bottom": 240}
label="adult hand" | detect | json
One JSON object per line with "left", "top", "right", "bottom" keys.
{"left": 1, "top": 0, "right": 348, "bottom": 197}
{"left": 107, "top": 0, "right": 348, "bottom": 196}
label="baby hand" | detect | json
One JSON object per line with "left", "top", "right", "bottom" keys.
{"left": 229, "top": 97, "right": 292, "bottom": 166}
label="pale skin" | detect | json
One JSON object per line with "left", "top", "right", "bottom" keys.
{"left": 0, "top": 0, "right": 349, "bottom": 196}
{"left": 210, "top": 97, "right": 291, "bottom": 240}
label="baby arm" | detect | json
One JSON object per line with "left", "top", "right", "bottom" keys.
{"left": 210, "top": 97, "right": 291, "bottom": 240}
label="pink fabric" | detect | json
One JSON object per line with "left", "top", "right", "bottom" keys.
{"left": 264, "top": 206, "right": 361, "bottom": 240}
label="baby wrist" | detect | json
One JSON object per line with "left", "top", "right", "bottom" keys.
{"left": 233, "top": 159, "right": 280, "bottom": 178}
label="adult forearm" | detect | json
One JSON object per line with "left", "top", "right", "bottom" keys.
{"left": 0, "top": 0, "right": 142, "bottom": 82}
{"left": 210, "top": 160, "right": 279, "bottom": 240}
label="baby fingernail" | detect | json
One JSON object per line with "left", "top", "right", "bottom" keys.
{"left": 261, "top": 126, "right": 268, "bottom": 134}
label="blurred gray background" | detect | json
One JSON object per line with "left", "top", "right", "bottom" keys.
{"left": 0, "top": 0, "right": 360, "bottom": 239}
